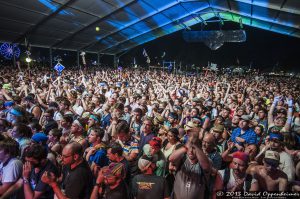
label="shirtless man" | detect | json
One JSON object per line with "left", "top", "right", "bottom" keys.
{"left": 252, "top": 150, "right": 288, "bottom": 191}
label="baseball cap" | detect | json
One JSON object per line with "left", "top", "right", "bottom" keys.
{"left": 138, "top": 156, "right": 153, "bottom": 172}
{"left": 269, "top": 133, "right": 284, "bottom": 141}
{"left": 264, "top": 150, "right": 280, "bottom": 167}
{"left": 211, "top": 124, "right": 225, "bottom": 133}
{"left": 4, "top": 101, "right": 14, "bottom": 107}
{"left": 31, "top": 133, "right": 48, "bottom": 144}
{"left": 241, "top": 115, "right": 251, "bottom": 121}
{"left": 191, "top": 116, "right": 202, "bottom": 124}
{"left": 192, "top": 97, "right": 201, "bottom": 103}
{"left": 264, "top": 150, "right": 280, "bottom": 161}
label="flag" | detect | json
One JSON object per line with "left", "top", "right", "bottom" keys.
{"left": 161, "top": 51, "right": 166, "bottom": 58}
{"left": 133, "top": 57, "right": 136, "bottom": 65}
{"left": 146, "top": 57, "right": 151, "bottom": 64}
{"left": 142, "top": 48, "right": 148, "bottom": 57}
{"left": 54, "top": 63, "right": 65, "bottom": 76}
{"left": 210, "top": 63, "right": 218, "bottom": 71}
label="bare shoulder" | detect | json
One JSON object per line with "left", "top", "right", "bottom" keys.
{"left": 252, "top": 165, "right": 264, "bottom": 173}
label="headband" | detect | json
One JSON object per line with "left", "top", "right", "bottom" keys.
{"left": 90, "top": 115, "right": 99, "bottom": 123}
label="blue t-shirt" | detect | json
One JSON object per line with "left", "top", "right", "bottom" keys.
{"left": 231, "top": 128, "right": 257, "bottom": 145}
{"left": 88, "top": 149, "right": 109, "bottom": 167}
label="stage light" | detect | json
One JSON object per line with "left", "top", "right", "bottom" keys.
{"left": 95, "top": 27, "right": 100, "bottom": 32}
{"left": 26, "top": 57, "right": 32, "bottom": 63}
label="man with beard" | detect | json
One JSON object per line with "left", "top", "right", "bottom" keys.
{"left": 219, "top": 151, "right": 258, "bottom": 192}
{"left": 231, "top": 115, "right": 257, "bottom": 150}
{"left": 116, "top": 120, "right": 139, "bottom": 177}
{"left": 23, "top": 144, "right": 59, "bottom": 199}
{"left": 268, "top": 96, "right": 293, "bottom": 133}
{"left": 230, "top": 115, "right": 240, "bottom": 132}
{"left": 257, "top": 133, "right": 295, "bottom": 182}
{"left": 202, "top": 134, "right": 222, "bottom": 170}
{"left": 138, "top": 118, "right": 155, "bottom": 151}
{"left": 251, "top": 150, "right": 288, "bottom": 191}
{"left": 41, "top": 142, "right": 93, "bottom": 199}
{"left": 210, "top": 124, "right": 226, "bottom": 151}
{"left": 69, "top": 119, "right": 88, "bottom": 151}
{"left": 221, "top": 107, "right": 232, "bottom": 130}
{"left": 130, "top": 108, "right": 143, "bottom": 136}
{"left": 90, "top": 162, "right": 128, "bottom": 199}
{"left": 131, "top": 156, "right": 170, "bottom": 199}
{"left": 106, "top": 142, "right": 130, "bottom": 183}
{"left": 169, "top": 135, "right": 212, "bottom": 199}
{"left": 42, "top": 109, "right": 58, "bottom": 135}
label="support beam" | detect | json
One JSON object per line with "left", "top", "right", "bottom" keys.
{"left": 13, "top": 0, "right": 78, "bottom": 43}
{"left": 226, "top": 0, "right": 234, "bottom": 21}
{"left": 99, "top": 6, "right": 210, "bottom": 54}
{"left": 250, "top": 0, "right": 253, "bottom": 25}
{"left": 77, "top": 51, "right": 80, "bottom": 69}
{"left": 270, "top": 0, "right": 288, "bottom": 30}
{"left": 231, "top": 0, "right": 300, "bottom": 15}
{"left": 97, "top": 53, "right": 100, "bottom": 67}
{"left": 51, "top": 0, "right": 138, "bottom": 48}
{"left": 113, "top": 55, "right": 118, "bottom": 69}
{"left": 81, "top": 0, "right": 184, "bottom": 51}
{"left": 50, "top": 48, "right": 53, "bottom": 67}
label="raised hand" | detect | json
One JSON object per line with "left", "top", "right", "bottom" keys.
{"left": 22, "top": 161, "right": 32, "bottom": 179}
{"left": 41, "top": 171, "right": 57, "bottom": 186}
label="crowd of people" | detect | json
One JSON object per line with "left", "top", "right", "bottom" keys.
{"left": 0, "top": 65, "right": 300, "bottom": 199}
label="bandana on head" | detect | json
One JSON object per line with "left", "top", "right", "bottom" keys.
{"left": 232, "top": 151, "right": 249, "bottom": 163}
{"left": 149, "top": 137, "right": 162, "bottom": 150}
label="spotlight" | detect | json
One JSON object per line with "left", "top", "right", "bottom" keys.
{"left": 95, "top": 27, "right": 100, "bottom": 32}
{"left": 26, "top": 57, "right": 32, "bottom": 63}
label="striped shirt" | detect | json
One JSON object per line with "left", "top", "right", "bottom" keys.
{"left": 123, "top": 138, "right": 139, "bottom": 156}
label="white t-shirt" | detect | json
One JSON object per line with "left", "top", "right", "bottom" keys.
{"left": 0, "top": 158, "right": 23, "bottom": 183}
{"left": 93, "top": 107, "right": 103, "bottom": 116}
{"left": 279, "top": 151, "right": 295, "bottom": 182}
{"left": 219, "top": 169, "right": 256, "bottom": 191}
{"left": 219, "top": 169, "right": 236, "bottom": 191}
{"left": 53, "top": 111, "right": 63, "bottom": 122}
{"left": 72, "top": 104, "right": 84, "bottom": 116}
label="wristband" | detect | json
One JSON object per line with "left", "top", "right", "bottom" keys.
{"left": 23, "top": 178, "right": 29, "bottom": 184}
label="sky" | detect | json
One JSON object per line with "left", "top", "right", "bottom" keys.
{"left": 1, "top": 21, "right": 300, "bottom": 72}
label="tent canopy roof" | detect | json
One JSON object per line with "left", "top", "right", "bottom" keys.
{"left": 1, "top": 0, "right": 299, "bottom": 55}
